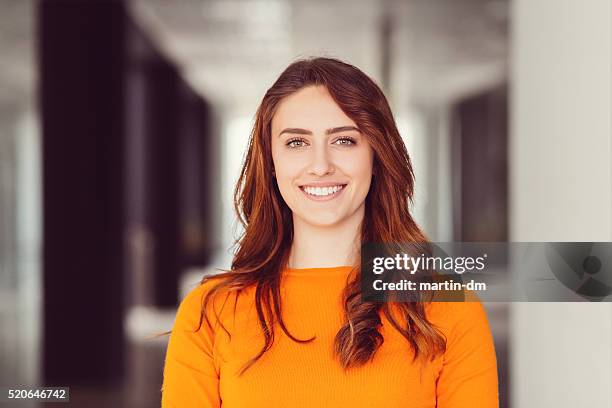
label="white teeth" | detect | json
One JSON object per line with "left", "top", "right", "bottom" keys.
{"left": 302, "top": 185, "right": 344, "bottom": 196}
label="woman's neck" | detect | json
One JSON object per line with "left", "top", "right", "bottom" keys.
{"left": 288, "top": 208, "right": 363, "bottom": 269}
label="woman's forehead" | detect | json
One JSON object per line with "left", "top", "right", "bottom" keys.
{"left": 271, "top": 87, "right": 356, "bottom": 136}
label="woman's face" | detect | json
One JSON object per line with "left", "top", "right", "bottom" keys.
{"left": 270, "top": 85, "right": 374, "bottom": 228}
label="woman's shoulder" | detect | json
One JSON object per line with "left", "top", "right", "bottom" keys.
{"left": 177, "top": 273, "right": 259, "bottom": 330}
{"left": 424, "top": 292, "right": 493, "bottom": 337}
{"left": 175, "top": 274, "right": 237, "bottom": 327}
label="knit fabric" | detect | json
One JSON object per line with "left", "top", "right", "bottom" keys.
{"left": 161, "top": 266, "right": 498, "bottom": 407}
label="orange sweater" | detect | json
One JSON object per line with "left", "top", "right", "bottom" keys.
{"left": 161, "top": 266, "right": 498, "bottom": 407}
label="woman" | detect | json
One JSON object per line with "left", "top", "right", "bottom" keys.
{"left": 161, "top": 57, "right": 498, "bottom": 407}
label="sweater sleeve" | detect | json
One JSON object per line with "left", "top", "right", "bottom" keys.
{"left": 435, "top": 300, "right": 499, "bottom": 408}
{"left": 161, "top": 282, "right": 221, "bottom": 408}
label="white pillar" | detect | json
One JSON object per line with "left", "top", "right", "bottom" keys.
{"left": 510, "top": 0, "right": 611, "bottom": 407}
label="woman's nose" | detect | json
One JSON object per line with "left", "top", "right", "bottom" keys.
{"left": 307, "top": 144, "right": 335, "bottom": 176}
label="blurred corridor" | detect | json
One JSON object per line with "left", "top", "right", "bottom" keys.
{"left": 1, "top": 0, "right": 610, "bottom": 407}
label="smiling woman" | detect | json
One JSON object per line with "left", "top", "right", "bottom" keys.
{"left": 161, "top": 57, "right": 499, "bottom": 407}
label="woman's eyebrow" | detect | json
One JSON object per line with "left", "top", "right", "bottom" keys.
{"left": 278, "top": 126, "right": 361, "bottom": 137}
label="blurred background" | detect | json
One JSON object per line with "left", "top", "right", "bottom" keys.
{"left": 0, "top": 0, "right": 609, "bottom": 407}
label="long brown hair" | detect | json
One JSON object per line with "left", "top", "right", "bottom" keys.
{"left": 198, "top": 56, "right": 446, "bottom": 375}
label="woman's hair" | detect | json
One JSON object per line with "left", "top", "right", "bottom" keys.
{"left": 198, "top": 56, "right": 446, "bottom": 375}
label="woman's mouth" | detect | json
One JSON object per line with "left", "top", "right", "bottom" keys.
{"left": 299, "top": 184, "right": 347, "bottom": 202}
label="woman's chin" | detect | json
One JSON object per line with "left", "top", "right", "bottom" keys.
{"left": 295, "top": 213, "right": 344, "bottom": 228}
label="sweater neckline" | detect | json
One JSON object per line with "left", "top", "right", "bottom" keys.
{"left": 283, "top": 265, "right": 356, "bottom": 277}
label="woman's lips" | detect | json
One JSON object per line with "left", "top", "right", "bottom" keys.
{"left": 299, "top": 184, "right": 347, "bottom": 202}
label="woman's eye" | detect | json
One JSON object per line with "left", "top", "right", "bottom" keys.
{"left": 335, "top": 137, "right": 356, "bottom": 146}
{"left": 286, "top": 138, "right": 306, "bottom": 148}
